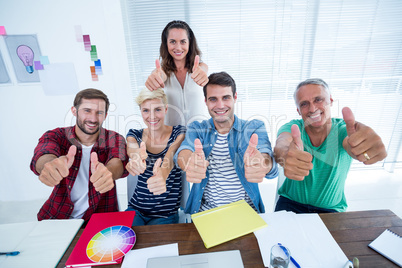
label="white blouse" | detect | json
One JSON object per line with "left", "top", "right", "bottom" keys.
{"left": 164, "top": 72, "right": 209, "bottom": 126}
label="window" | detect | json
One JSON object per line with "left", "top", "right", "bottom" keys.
{"left": 121, "top": 0, "right": 402, "bottom": 170}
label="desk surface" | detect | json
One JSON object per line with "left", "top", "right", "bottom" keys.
{"left": 58, "top": 209, "right": 402, "bottom": 268}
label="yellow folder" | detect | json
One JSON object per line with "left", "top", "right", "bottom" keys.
{"left": 191, "top": 200, "right": 268, "bottom": 248}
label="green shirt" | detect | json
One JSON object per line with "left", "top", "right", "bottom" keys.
{"left": 277, "top": 118, "right": 353, "bottom": 212}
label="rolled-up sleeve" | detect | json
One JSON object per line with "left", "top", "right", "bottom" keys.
{"left": 30, "top": 130, "right": 63, "bottom": 175}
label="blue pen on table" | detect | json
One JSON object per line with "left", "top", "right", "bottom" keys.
{"left": 278, "top": 243, "right": 301, "bottom": 268}
{"left": 0, "top": 251, "right": 20, "bottom": 256}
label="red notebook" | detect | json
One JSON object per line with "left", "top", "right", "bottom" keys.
{"left": 65, "top": 211, "right": 136, "bottom": 267}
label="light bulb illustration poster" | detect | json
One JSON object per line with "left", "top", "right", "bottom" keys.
{"left": 4, "top": 35, "right": 41, "bottom": 83}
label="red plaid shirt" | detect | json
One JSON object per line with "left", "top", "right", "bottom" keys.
{"left": 30, "top": 126, "right": 128, "bottom": 221}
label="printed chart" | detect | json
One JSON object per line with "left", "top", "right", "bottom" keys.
{"left": 86, "top": 225, "right": 136, "bottom": 262}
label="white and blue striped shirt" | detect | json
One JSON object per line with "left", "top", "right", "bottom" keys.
{"left": 127, "top": 125, "right": 185, "bottom": 218}
{"left": 200, "top": 133, "right": 255, "bottom": 211}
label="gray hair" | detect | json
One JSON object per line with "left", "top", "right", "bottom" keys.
{"left": 293, "top": 78, "right": 331, "bottom": 106}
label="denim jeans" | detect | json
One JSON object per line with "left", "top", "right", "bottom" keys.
{"left": 126, "top": 207, "right": 179, "bottom": 226}
{"left": 275, "top": 196, "right": 338, "bottom": 214}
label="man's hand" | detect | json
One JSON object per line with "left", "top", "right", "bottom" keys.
{"left": 244, "top": 134, "right": 271, "bottom": 183}
{"left": 184, "top": 139, "right": 209, "bottom": 183}
{"left": 39, "top": 145, "right": 76, "bottom": 187}
{"left": 342, "top": 107, "right": 387, "bottom": 164}
{"left": 282, "top": 125, "right": 313, "bottom": 181}
{"left": 126, "top": 141, "right": 148, "bottom": 176}
{"left": 90, "top": 152, "right": 114, "bottom": 194}
{"left": 145, "top": 59, "right": 167, "bottom": 91}
{"left": 190, "top": 55, "right": 208, "bottom": 87}
{"left": 147, "top": 158, "right": 166, "bottom": 195}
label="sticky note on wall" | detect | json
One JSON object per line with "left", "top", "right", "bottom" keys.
{"left": 34, "top": 61, "right": 44, "bottom": 70}
{"left": 75, "top": 25, "right": 83, "bottom": 42}
{"left": 94, "top": 59, "right": 102, "bottom": 75}
{"left": 90, "top": 45, "right": 98, "bottom": 61}
{"left": 83, "top": 35, "right": 91, "bottom": 51}
{"left": 40, "top": 56, "right": 50, "bottom": 65}
{"left": 0, "top": 26, "right": 6, "bottom": 35}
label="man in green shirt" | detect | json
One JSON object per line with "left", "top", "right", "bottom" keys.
{"left": 274, "top": 78, "right": 387, "bottom": 213}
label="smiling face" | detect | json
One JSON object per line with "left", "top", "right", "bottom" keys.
{"left": 167, "top": 28, "right": 189, "bottom": 63}
{"left": 205, "top": 84, "right": 237, "bottom": 131}
{"left": 296, "top": 84, "right": 333, "bottom": 129}
{"left": 140, "top": 98, "right": 167, "bottom": 131}
{"left": 72, "top": 98, "right": 107, "bottom": 136}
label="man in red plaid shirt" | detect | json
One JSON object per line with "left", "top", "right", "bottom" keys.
{"left": 30, "top": 88, "right": 128, "bottom": 221}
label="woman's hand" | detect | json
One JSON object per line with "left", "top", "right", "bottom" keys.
{"left": 191, "top": 55, "right": 209, "bottom": 87}
{"left": 145, "top": 59, "right": 167, "bottom": 91}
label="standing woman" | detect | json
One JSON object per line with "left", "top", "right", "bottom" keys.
{"left": 145, "top": 20, "right": 209, "bottom": 126}
{"left": 126, "top": 88, "right": 185, "bottom": 225}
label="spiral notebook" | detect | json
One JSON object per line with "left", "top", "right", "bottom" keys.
{"left": 368, "top": 229, "right": 402, "bottom": 267}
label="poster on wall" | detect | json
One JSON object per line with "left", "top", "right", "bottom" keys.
{"left": 4, "top": 35, "right": 41, "bottom": 83}
{"left": 0, "top": 51, "right": 11, "bottom": 84}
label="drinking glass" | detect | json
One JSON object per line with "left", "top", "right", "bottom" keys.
{"left": 270, "top": 244, "right": 291, "bottom": 268}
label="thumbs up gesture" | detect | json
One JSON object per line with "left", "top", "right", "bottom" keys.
{"left": 282, "top": 125, "right": 313, "bottom": 181}
{"left": 126, "top": 141, "right": 148, "bottom": 176}
{"left": 342, "top": 107, "right": 387, "bottom": 164}
{"left": 244, "top": 134, "right": 271, "bottom": 183}
{"left": 190, "top": 55, "right": 209, "bottom": 87}
{"left": 146, "top": 158, "right": 167, "bottom": 195}
{"left": 145, "top": 59, "right": 167, "bottom": 91}
{"left": 184, "top": 139, "right": 209, "bottom": 183}
{"left": 39, "top": 145, "right": 77, "bottom": 187}
{"left": 90, "top": 152, "right": 114, "bottom": 194}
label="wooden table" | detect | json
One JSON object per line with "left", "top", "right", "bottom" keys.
{"left": 58, "top": 209, "right": 402, "bottom": 268}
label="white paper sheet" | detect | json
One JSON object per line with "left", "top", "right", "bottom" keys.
{"left": 121, "top": 243, "right": 179, "bottom": 268}
{"left": 38, "top": 63, "right": 79, "bottom": 96}
{"left": 254, "top": 211, "right": 348, "bottom": 268}
{"left": 0, "top": 219, "right": 83, "bottom": 268}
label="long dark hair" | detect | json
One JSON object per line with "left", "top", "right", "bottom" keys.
{"left": 160, "top": 20, "right": 201, "bottom": 77}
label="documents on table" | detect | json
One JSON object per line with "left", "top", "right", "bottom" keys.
{"left": 191, "top": 200, "right": 268, "bottom": 248}
{"left": 254, "top": 211, "right": 348, "bottom": 268}
{"left": 0, "top": 219, "right": 83, "bottom": 268}
{"left": 121, "top": 243, "right": 179, "bottom": 268}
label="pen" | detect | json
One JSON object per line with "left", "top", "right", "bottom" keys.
{"left": 0, "top": 251, "right": 20, "bottom": 256}
{"left": 278, "top": 243, "right": 301, "bottom": 268}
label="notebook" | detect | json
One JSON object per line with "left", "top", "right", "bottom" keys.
{"left": 0, "top": 219, "right": 83, "bottom": 268}
{"left": 65, "top": 211, "right": 136, "bottom": 267}
{"left": 191, "top": 200, "right": 268, "bottom": 248}
{"left": 146, "top": 250, "right": 244, "bottom": 268}
{"left": 368, "top": 228, "right": 402, "bottom": 267}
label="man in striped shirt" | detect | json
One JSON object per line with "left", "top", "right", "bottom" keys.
{"left": 175, "top": 72, "right": 278, "bottom": 214}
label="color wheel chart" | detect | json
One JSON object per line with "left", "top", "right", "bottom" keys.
{"left": 86, "top": 225, "right": 136, "bottom": 263}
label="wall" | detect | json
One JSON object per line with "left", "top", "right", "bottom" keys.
{"left": 0, "top": 0, "right": 135, "bottom": 201}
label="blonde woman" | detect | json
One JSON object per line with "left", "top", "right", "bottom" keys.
{"left": 126, "top": 88, "right": 185, "bottom": 225}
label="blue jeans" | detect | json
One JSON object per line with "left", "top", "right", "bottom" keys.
{"left": 275, "top": 196, "right": 338, "bottom": 214}
{"left": 126, "top": 207, "right": 179, "bottom": 226}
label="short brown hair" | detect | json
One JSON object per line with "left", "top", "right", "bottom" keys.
{"left": 73, "top": 88, "right": 110, "bottom": 113}
{"left": 203, "top": 72, "right": 236, "bottom": 99}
